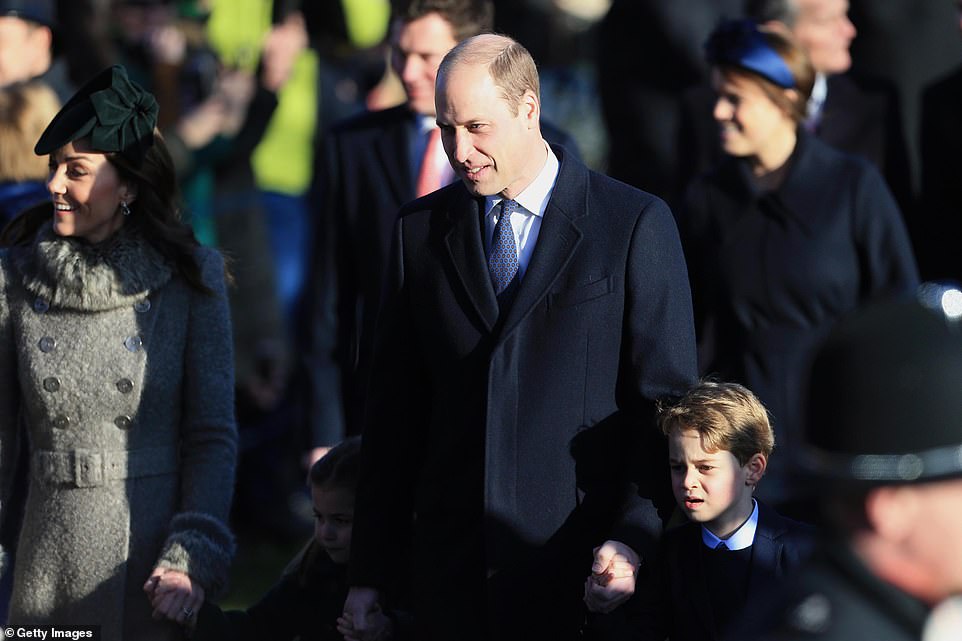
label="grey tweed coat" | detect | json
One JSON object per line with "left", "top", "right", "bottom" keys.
{"left": 0, "top": 219, "right": 237, "bottom": 640}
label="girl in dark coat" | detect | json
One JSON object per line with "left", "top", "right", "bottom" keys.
{"left": 175, "top": 437, "right": 409, "bottom": 641}
{"left": 680, "top": 21, "right": 918, "bottom": 510}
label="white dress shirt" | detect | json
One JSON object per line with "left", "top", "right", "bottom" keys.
{"left": 701, "top": 499, "right": 759, "bottom": 551}
{"left": 805, "top": 73, "right": 828, "bottom": 131}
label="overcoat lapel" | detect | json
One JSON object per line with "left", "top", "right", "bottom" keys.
{"left": 376, "top": 115, "right": 414, "bottom": 206}
{"left": 497, "top": 147, "right": 585, "bottom": 340}
{"left": 443, "top": 190, "right": 499, "bottom": 332}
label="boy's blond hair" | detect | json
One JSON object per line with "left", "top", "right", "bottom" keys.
{"left": 658, "top": 380, "right": 774, "bottom": 465}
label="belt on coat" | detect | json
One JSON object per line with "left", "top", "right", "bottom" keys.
{"left": 32, "top": 445, "right": 179, "bottom": 488}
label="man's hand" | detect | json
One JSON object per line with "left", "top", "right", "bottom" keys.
{"left": 341, "top": 586, "right": 385, "bottom": 640}
{"left": 584, "top": 540, "right": 641, "bottom": 614}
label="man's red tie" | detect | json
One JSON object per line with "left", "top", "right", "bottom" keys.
{"left": 416, "top": 127, "right": 443, "bottom": 197}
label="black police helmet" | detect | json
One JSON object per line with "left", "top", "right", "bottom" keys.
{"left": 801, "top": 289, "right": 962, "bottom": 484}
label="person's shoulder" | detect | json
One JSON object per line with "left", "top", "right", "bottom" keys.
{"left": 329, "top": 105, "right": 411, "bottom": 138}
{"left": 756, "top": 501, "right": 817, "bottom": 540}
{"left": 796, "top": 131, "right": 876, "bottom": 180}
{"left": 397, "top": 181, "right": 468, "bottom": 220}
{"left": 192, "top": 244, "right": 224, "bottom": 267}
{"left": 190, "top": 245, "right": 228, "bottom": 287}
{"left": 680, "top": 156, "right": 745, "bottom": 220}
{"left": 579, "top": 161, "right": 669, "bottom": 217}
{"left": 828, "top": 72, "right": 897, "bottom": 107}
{"left": 731, "top": 549, "right": 920, "bottom": 641}
{"left": 662, "top": 519, "right": 702, "bottom": 549}
{"left": 923, "top": 64, "right": 962, "bottom": 104}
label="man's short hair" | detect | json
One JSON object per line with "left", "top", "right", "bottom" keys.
{"left": 438, "top": 33, "right": 539, "bottom": 114}
{"left": 658, "top": 380, "right": 775, "bottom": 465}
{"left": 391, "top": 0, "right": 494, "bottom": 42}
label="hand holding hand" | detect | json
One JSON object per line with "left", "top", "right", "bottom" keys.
{"left": 340, "top": 587, "right": 392, "bottom": 640}
{"left": 584, "top": 540, "right": 641, "bottom": 614}
{"left": 143, "top": 566, "right": 205, "bottom": 626}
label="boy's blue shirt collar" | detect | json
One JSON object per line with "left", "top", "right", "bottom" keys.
{"left": 702, "top": 499, "right": 758, "bottom": 550}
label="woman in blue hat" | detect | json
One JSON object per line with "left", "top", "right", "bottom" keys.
{"left": 0, "top": 65, "right": 236, "bottom": 640}
{"left": 678, "top": 20, "right": 919, "bottom": 514}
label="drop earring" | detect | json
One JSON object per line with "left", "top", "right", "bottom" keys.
{"left": 121, "top": 201, "right": 131, "bottom": 217}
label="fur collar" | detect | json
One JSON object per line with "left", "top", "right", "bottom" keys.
{"left": 12, "top": 221, "right": 172, "bottom": 312}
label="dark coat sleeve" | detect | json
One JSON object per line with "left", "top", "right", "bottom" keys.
{"left": 347, "top": 212, "right": 423, "bottom": 591}
{"left": 192, "top": 573, "right": 305, "bottom": 641}
{"left": 851, "top": 160, "right": 920, "bottom": 297}
{"left": 304, "top": 130, "right": 350, "bottom": 447}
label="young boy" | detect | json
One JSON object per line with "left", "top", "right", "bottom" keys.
{"left": 585, "top": 380, "right": 813, "bottom": 640}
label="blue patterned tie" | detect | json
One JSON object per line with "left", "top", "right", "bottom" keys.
{"left": 489, "top": 199, "right": 519, "bottom": 295}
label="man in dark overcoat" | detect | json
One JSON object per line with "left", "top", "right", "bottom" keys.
{"left": 740, "top": 292, "right": 962, "bottom": 640}
{"left": 340, "top": 33, "right": 697, "bottom": 641}
{"left": 307, "top": 0, "right": 578, "bottom": 452}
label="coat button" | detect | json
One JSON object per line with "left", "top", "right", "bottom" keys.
{"left": 42, "top": 377, "right": 61, "bottom": 392}
{"left": 114, "top": 415, "right": 133, "bottom": 430}
{"left": 124, "top": 336, "right": 143, "bottom": 352}
{"left": 33, "top": 298, "right": 49, "bottom": 313}
{"left": 134, "top": 299, "right": 151, "bottom": 313}
{"left": 116, "top": 378, "right": 133, "bottom": 394}
{"left": 38, "top": 336, "right": 56, "bottom": 352}
{"left": 52, "top": 414, "right": 70, "bottom": 429}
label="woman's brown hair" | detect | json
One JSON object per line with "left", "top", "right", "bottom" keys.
{"left": 1, "top": 129, "right": 222, "bottom": 294}
{"left": 718, "top": 26, "right": 815, "bottom": 124}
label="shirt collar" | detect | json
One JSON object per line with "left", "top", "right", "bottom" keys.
{"left": 484, "top": 141, "right": 559, "bottom": 218}
{"left": 702, "top": 499, "right": 758, "bottom": 550}
{"left": 417, "top": 114, "right": 437, "bottom": 134}
{"left": 808, "top": 72, "right": 828, "bottom": 116}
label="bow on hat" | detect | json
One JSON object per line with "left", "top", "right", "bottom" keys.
{"left": 34, "top": 65, "right": 159, "bottom": 164}
{"left": 88, "top": 71, "right": 159, "bottom": 161}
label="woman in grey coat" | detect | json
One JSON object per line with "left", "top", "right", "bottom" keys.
{"left": 0, "top": 65, "right": 237, "bottom": 640}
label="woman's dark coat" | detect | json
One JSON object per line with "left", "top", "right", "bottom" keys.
{"left": 680, "top": 131, "right": 918, "bottom": 503}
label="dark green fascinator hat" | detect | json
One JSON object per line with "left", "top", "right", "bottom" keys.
{"left": 34, "top": 65, "right": 159, "bottom": 164}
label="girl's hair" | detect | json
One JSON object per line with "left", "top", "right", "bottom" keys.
{"left": 309, "top": 436, "right": 362, "bottom": 492}
{"left": 1, "top": 129, "right": 219, "bottom": 294}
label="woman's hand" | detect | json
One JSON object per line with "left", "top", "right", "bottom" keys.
{"left": 143, "top": 566, "right": 205, "bottom": 626}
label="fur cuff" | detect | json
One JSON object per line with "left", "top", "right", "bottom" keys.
{"left": 157, "top": 512, "right": 235, "bottom": 598}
